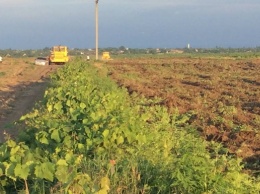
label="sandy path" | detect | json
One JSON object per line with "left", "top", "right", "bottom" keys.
{"left": 0, "top": 58, "right": 60, "bottom": 143}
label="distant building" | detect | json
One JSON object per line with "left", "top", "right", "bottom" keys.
{"left": 170, "top": 49, "right": 184, "bottom": 54}
{"left": 118, "top": 50, "right": 125, "bottom": 54}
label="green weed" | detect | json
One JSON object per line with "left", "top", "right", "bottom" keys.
{"left": 0, "top": 72, "right": 6, "bottom": 77}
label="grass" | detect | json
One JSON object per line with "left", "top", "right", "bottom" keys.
{"left": 0, "top": 72, "right": 6, "bottom": 77}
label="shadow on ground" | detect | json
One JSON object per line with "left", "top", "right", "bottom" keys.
{"left": 0, "top": 78, "right": 50, "bottom": 143}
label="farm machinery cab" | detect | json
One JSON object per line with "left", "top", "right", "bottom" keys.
{"left": 49, "top": 46, "right": 69, "bottom": 65}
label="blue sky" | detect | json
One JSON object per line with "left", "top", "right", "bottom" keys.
{"left": 0, "top": 0, "right": 260, "bottom": 49}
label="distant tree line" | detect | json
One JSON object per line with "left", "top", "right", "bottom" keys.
{"left": 1, "top": 46, "right": 260, "bottom": 58}
{"left": 0, "top": 47, "right": 50, "bottom": 58}
{"left": 183, "top": 47, "right": 260, "bottom": 53}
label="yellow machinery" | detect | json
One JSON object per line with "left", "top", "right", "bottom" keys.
{"left": 49, "top": 46, "right": 69, "bottom": 65}
{"left": 102, "top": 52, "right": 110, "bottom": 60}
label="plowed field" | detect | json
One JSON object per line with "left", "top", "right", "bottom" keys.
{"left": 104, "top": 56, "right": 260, "bottom": 172}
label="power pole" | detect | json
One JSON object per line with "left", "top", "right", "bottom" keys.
{"left": 95, "top": 0, "right": 99, "bottom": 60}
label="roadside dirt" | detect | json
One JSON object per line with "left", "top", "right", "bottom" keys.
{"left": 0, "top": 58, "right": 60, "bottom": 143}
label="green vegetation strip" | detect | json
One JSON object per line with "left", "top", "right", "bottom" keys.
{"left": 0, "top": 59, "right": 259, "bottom": 193}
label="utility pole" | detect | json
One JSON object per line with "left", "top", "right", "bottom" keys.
{"left": 95, "top": 0, "right": 99, "bottom": 60}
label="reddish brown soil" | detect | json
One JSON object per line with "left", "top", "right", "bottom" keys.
{"left": 104, "top": 56, "right": 260, "bottom": 172}
{"left": 0, "top": 58, "right": 60, "bottom": 142}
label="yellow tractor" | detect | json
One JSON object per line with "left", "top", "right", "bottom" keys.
{"left": 102, "top": 52, "right": 110, "bottom": 60}
{"left": 49, "top": 46, "right": 69, "bottom": 65}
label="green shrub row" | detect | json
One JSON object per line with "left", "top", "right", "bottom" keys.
{"left": 0, "top": 58, "right": 259, "bottom": 193}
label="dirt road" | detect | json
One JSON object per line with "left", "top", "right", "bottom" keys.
{"left": 0, "top": 58, "right": 60, "bottom": 143}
